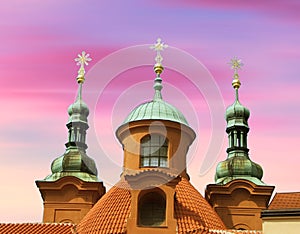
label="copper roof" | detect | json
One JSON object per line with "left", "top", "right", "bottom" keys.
{"left": 268, "top": 192, "right": 300, "bottom": 210}
{"left": 0, "top": 223, "right": 75, "bottom": 234}
{"left": 77, "top": 177, "right": 225, "bottom": 233}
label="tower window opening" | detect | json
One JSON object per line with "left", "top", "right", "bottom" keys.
{"left": 237, "top": 131, "right": 240, "bottom": 147}
{"left": 138, "top": 191, "right": 166, "bottom": 226}
{"left": 140, "top": 134, "right": 168, "bottom": 167}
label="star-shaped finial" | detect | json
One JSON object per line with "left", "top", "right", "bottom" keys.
{"left": 229, "top": 57, "right": 243, "bottom": 89}
{"left": 229, "top": 56, "right": 243, "bottom": 74}
{"left": 75, "top": 51, "right": 92, "bottom": 67}
{"left": 150, "top": 38, "right": 168, "bottom": 64}
{"left": 75, "top": 51, "right": 92, "bottom": 84}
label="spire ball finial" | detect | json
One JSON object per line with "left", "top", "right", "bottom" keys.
{"left": 228, "top": 57, "right": 243, "bottom": 89}
{"left": 150, "top": 38, "right": 168, "bottom": 75}
{"left": 74, "top": 51, "right": 92, "bottom": 84}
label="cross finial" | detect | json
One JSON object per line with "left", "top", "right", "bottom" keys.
{"left": 229, "top": 56, "right": 243, "bottom": 75}
{"left": 74, "top": 51, "right": 92, "bottom": 84}
{"left": 228, "top": 57, "right": 243, "bottom": 90}
{"left": 150, "top": 38, "right": 168, "bottom": 75}
{"left": 150, "top": 38, "right": 168, "bottom": 64}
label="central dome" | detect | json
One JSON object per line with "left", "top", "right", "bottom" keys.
{"left": 122, "top": 73, "right": 189, "bottom": 126}
{"left": 123, "top": 98, "right": 189, "bottom": 126}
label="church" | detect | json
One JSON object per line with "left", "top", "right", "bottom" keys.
{"left": 0, "top": 39, "right": 299, "bottom": 234}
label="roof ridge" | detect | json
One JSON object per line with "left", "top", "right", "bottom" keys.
{"left": 0, "top": 223, "right": 75, "bottom": 226}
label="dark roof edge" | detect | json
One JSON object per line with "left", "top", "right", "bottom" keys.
{"left": 261, "top": 209, "right": 300, "bottom": 218}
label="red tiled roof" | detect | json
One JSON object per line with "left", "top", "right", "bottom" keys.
{"left": 77, "top": 177, "right": 225, "bottom": 233}
{"left": 77, "top": 180, "right": 131, "bottom": 234}
{"left": 268, "top": 192, "right": 300, "bottom": 210}
{"left": 0, "top": 223, "right": 75, "bottom": 234}
{"left": 175, "top": 178, "right": 226, "bottom": 233}
{"left": 209, "top": 230, "right": 262, "bottom": 234}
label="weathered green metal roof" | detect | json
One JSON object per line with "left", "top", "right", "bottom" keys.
{"left": 215, "top": 155, "right": 265, "bottom": 186}
{"left": 44, "top": 147, "right": 99, "bottom": 182}
{"left": 215, "top": 72, "right": 265, "bottom": 186}
{"left": 123, "top": 99, "right": 189, "bottom": 126}
{"left": 123, "top": 76, "right": 189, "bottom": 126}
{"left": 225, "top": 98, "right": 250, "bottom": 129}
{"left": 42, "top": 70, "right": 99, "bottom": 183}
{"left": 67, "top": 83, "right": 89, "bottom": 124}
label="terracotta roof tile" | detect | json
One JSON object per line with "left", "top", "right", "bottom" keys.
{"left": 77, "top": 177, "right": 225, "bottom": 233}
{"left": 0, "top": 223, "right": 74, "bottom": 234}
{"left": 175, "top": 178, "right": 226, "bottom": 233}
{"left": 209, "top": 230, "right": 262, "bottom": 234}
{"left": 268, "top": 192, "right": 300, "bottom": 210}
{"left": 77, "top": 180, "right": 131, "bottom": 234}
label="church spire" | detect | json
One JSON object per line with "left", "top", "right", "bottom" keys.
{"left": 215, "top": 57, "right": 264, "bottom": 185}
{"left": 65, "top": 51, "right": 91, "bottom": 150}
{"left": 44, "top": 51, "right": 98, "bottom": 182}
{"left": 225, "top": 57, "right": 250, "bottom": 155}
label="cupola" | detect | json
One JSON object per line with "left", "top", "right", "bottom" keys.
{"left": 116, "top": 38, "right": 196, "bottom": 179}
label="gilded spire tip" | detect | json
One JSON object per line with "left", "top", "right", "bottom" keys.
{"left": 150, "top": 38, "right": 168, "bottom": 75}
{"left": 75, "top": 51, "right": 92, "bottom": 84}
{"left": 228, "top": 56, "right": 243, "bottom": 89}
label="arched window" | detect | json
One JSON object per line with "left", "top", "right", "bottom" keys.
{"left": 138, "top": 191, "right": 166, "bottom": 226}
{"left": 140, "top": 134, "right": 168, "bottom": 167}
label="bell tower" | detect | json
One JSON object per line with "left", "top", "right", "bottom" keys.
{"left": 205, "top": 57, "right": 274, "bottom": 230}
{"left": 36, "top": 51, "right": 105, "bottom": 224}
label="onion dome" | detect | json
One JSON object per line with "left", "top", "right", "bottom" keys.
{"left": 44, "top": 51, "right": 99, "bottom": 182}
{"left": 215, "top": 156, "right": 264, "bottom": 185}
{"left": 215, "top": 57, "right": 265, "bottom": 186}
{"left": 225, "top": 91, "right": 250, "bottom": 129}
{"left": 67, "top": 86, "right": 89, "bottom": 123}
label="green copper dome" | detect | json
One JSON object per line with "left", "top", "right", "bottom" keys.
{"left": 215, "top": 60, "right": 266, "bottom": 186}
{"left": 44, "top": 147, "right": 98, "bottom": 182}
{"left": 124, "top": 99, "right": 189, "bottom": 126}
{"left": 123, "top": 76, "right": 189, "bottom": 126}
{"left": 225, "top": 91, "right": 250, "bottom": 129}
{"left": 42, "top": 52, "right": 99, "bottom": 183}
{"left": 215, "top": 155, "right": 264, "bottom": 185}
{"left": 67, "top": 84, "right": 89, "bottom": 124}
{"left": 44, "top": 83, "right": 99, "bottom": 182}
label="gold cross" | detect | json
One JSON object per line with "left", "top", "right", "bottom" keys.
{"left": 229, "top": 56, "right": 243, "bottom": 75}
{"left": 150, "top": 38, "right": 168, "bottom": 64}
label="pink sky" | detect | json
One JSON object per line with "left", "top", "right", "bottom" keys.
{"left": 1, "top": 0, "right": 300, "bottom": 222}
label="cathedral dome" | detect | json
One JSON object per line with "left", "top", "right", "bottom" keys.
{"left": 123, "top": 98, "right": 189, "bottom": 126}
{"left": 76, "top": 177, "right": 226, "bottom": 233}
